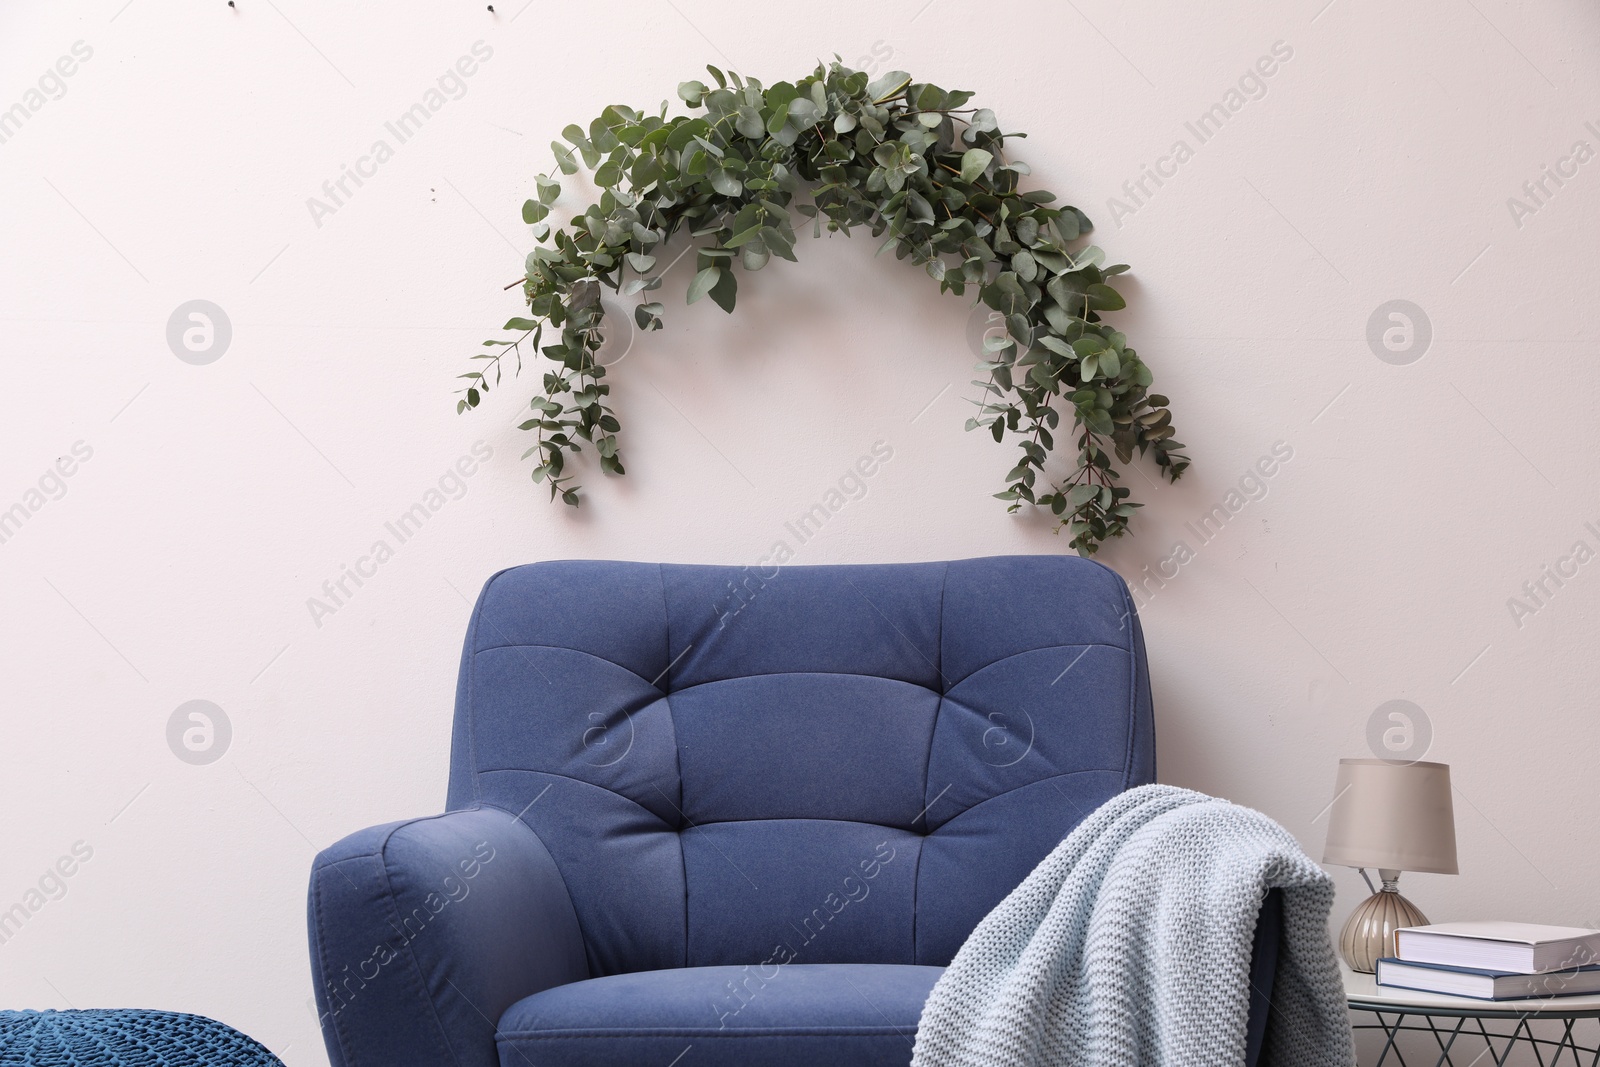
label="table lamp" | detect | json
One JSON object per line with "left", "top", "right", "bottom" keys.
{"left": 1322, "top": 758, "right": 1458, "bottom": 972}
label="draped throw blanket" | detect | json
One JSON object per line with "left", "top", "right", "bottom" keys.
{"left": 911, "top": 785, "right": 1355, "bottom": 1067}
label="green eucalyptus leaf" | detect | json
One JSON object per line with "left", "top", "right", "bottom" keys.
{"left": 1068, "top": 483, "right": 1098, "bottom": 507}
{"left": 735, "top": 105, "right": 765, "bottom": 139}
{"left": 788, "top": 97, "right": 820, "bottom": 128}
{"left": 866, "top": 70, "right": 912, "bottom": 102}
{"left": 551, "top": 142, "right": 578, "bottom": 175}
{"left": 959, "top": 148, "right": 992, "bottom": 183}
{"left": 1087, "top": 283, "right": 1126, "bottom": 311}
{"left": 1072, "top": 245, "right": 1106, "bottom": 269}
{"left": 741, "top": 244, "right": 771, "bottom": 271}
{"left": 709, "top": 169, "right": 744, "bottom": 196}
{"left": 635, "top": 302, "right": 665, "bottom": 329}
{"left": 708, "top": 267, "right": 738, "bottom": 312}
{"left": 569, "top": 278, "right": 601, "bottom": 310}
{"left": 687, "top": 266, "right": 721, "bottom": 304}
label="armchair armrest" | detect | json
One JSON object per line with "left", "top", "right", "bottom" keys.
{"left": 307, "top": 807, "right": 587, "bottom": 1067}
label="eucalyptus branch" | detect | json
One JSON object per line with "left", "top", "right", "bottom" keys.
{"left": 455, "top": 59, "right": 1188, "bottom": 552}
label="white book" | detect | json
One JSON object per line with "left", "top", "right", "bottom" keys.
{"left": 1395, "top": 922, "right": 1600, "bottom": 975}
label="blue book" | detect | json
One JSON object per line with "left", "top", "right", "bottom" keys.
{"left": 1377, "top": 957, "right": 1600, "bottom": 1000}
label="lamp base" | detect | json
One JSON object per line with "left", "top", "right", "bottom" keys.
{"left": 1339, "top": 870, "right": 1429, "bottom": 973}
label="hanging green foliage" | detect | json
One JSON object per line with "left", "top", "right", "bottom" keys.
{"left": 458, "top": 59, "right": 1188, "bottom": 554}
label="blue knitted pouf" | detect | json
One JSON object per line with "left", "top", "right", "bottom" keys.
{"left": 0, "top": 1009, "right": 284, "bottom": 1066}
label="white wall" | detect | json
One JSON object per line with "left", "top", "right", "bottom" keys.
{"left": 2, "top": 1, "right": 1598, "bottom": 1062}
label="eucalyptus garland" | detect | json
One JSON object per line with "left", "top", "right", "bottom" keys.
{"left": 458, "top": 59, "right": 1188, "bottom": 554}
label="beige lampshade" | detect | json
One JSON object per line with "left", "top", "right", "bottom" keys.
{"left": 1322, "top": 758, "right": 1458, "bottom": 875}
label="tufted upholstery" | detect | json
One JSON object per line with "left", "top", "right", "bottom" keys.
{"left": 446, "top": 557, "right": 1152, "bottom": 979}
{"left": 308, "top": 556, "right": 1276, "bottom": 1067}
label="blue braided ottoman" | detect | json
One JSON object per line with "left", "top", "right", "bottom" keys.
{"left": 0, "top": 1009, "right": 283, "bottom": 1066}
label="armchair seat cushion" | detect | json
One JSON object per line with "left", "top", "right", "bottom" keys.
{"left": 496, "top": 963, "right": 940, "bottom": 1067}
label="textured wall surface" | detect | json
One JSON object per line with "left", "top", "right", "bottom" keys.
{"left": 2, "top": 2, "right": 1598, "bottom": 1062}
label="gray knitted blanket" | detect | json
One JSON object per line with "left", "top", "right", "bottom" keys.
{"left": 912, "top": 785, "right": 1355, "bottom": 1067}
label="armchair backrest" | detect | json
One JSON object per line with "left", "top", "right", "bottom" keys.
{"left": 446, "top": 556, "right": 1154, "bottom": 977}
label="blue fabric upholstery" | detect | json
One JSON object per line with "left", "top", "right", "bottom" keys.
{"left": 1245, "top": 888, "right": 1285, "bottom": 1065}
{"left": 311, "top": 555, "right": 1251, "bottom": 1067}
{"left": 498, "top": 964, "right": 939, "bottom": 1067}
{"left": 307, "top": 807, "right": 586, "bottom": 1067}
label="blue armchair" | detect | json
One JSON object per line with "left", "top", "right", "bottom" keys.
{"left": 308, "top": 556, "right": 1280, "bottom": 1067}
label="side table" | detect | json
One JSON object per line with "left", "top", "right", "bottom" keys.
{"left": 1344, "top": 965, "right": 1600, "bottom": 1066}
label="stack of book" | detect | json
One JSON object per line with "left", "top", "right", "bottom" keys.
{"left": 1376, "top": 922, "right": 1600, "bottom": 1000}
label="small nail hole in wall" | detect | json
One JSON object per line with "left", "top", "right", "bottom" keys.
{"left": 487, "top": 4, "right": 495, "bottom": 10}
